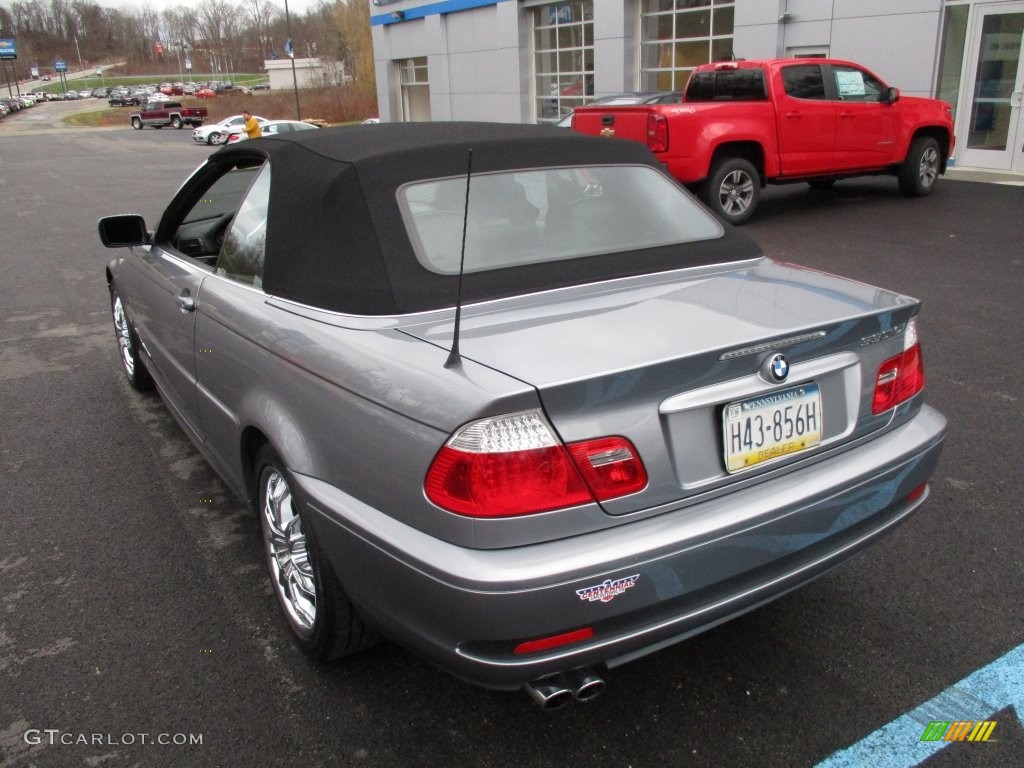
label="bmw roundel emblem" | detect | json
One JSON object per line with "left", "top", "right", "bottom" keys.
{"left": 767, "top": 353, "right": 790, "bottom": 383}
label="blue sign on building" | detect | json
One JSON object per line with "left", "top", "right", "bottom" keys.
{"left": 0, "top": 38, "right": 17, "bottom": 60}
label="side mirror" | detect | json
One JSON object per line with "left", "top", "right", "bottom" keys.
{"left": 885, "top": 86, "right": 901, "bottom": 105}
{"left": 98, "top": 214, "right": 150, "bottom": 248}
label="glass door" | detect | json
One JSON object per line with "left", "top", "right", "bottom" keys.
{"left": 959, "top": 3, "right": 1024, "bottom": 172}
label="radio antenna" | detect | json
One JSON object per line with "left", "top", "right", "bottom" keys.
{"left": 444, "top": 148, "right": 473, "bottom": 369}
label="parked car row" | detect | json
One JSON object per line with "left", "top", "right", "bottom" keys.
{"left": 0, "top": 94, "right": 45, "bottom": 120}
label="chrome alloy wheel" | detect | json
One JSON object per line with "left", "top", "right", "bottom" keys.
{"left": 718, "top": 169, "right": 755, "bottom": 217}
{"left": 112, "top": 294, "right": 135, "bottom": 377}
{"left": 261, "top": 469, "right": 317, "bottom": 636}
{"left": 918, "top": 145, "right": 939, "bottom": 189}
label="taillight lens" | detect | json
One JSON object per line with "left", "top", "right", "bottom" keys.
{"left": 647, "top": 113, "right": 668, "bottom": 153}
{"left": 872, "top": 318, "right": 925, "bottom": 414}
{"left": 424, "top": 410, "right": 647, "bottom": 518}
{"left": 567, "top": 437, "right": 648, "bottom": 501}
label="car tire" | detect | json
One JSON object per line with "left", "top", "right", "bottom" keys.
{"left": 898, "top": 136, "right": 941, "bottom": 197}
{"left": 255, "top": 445, "right": 377, "bottom": 661}
{"left": 704, "top": 157, "right": 760, "bottom": 226}
{"left": 171, "top": 115, "right": 183, "bottom": 129}
{"left": 208, "top": 132, "right": 221, "bottom": 145}
{"left": 110, "top": 286, "right": 153, "bottom": 392}
{"left": 131, "top": 117, "right": 142, "bottom": 130}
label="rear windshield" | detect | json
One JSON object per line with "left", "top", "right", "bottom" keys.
{"left": 685, "top": 69, "right": 767, "bottom": 101}
{"left": 399, "top": 165, "right": 723, "bottom": 275}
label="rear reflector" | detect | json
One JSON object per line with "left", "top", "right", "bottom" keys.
{"left": 424, "top": 410, "right": 647, "bottom": 517}
{"left": 514, "top": 627, "right": 594, "bottom": 655}
{"left": 906, "top": 483, "right": 927, "bottom": 503}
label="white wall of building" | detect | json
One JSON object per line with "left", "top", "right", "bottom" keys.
{"left": 732, "top": 0, "right": 944, "bottom": 96}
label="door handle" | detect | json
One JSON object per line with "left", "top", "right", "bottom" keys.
{"left": 177, "top": 290, "right": 196, "bottom": 313}
{"left": 784, "top": 112, "right": 802, "bottom": 119}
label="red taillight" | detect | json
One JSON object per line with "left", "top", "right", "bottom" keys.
{"left": 514, "top": 627, "right": 594, "bottom": 655}
{"left": 424, "top": 410, "right": 647, "bottom": 518}
{"left": 647, "top": 112, "right": 668, "bottom": 153}
{"left": 872, "top": 319, "right": 925, "bottom": 414}
{"left": 567, "top": 436, "right": 648, "bottom": 501}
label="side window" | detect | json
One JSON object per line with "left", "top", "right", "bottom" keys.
{"left": 217, "top": 162, "right": 271, "bottom": 288}
{"left": 685, "top": 70, "right": 767, "bottom": 101}
{"left": 164, "top": 162, "right": 263, "bottom": 263}
{"left": 781, "top": 65, "right": 826, "bottom": 100}
{"left": 832, "top": 66, "right": 886, "bottom": 103}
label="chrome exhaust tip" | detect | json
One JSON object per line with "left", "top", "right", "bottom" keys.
{"left": 564, "top": 667, "right": 606, "bottom": 703}
{"left": 523, "top": 676, "right": 574, "bottom": 710}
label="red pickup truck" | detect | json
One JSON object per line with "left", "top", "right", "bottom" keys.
{"left": 572, "top": 59, "right": 955, "bottom": 224}
{"left": 129, "top": 101, "right": 208, "bottom": 131}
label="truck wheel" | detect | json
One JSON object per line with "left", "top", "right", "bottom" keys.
{"left": 898, "top": 136, "right": 941, "bottom": 197}
{"left": 171, "top": 115, "right": 183, "bottom": 129}
{"left": 131, "top": 117, "right": 142, "bottom": 130}
{"left": 704, "top": 157, "right": 760, "bottom": 225}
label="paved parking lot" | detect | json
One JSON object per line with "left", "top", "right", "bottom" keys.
{"left": 1, "top": 123, "right": 1021, "bottom": 768}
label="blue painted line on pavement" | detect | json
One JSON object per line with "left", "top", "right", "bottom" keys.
{"left": 816, "top": 642, "right": 1024, "bottom": 768}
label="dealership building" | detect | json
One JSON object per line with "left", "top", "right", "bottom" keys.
{"left": 369, "top": 0, "right": 1024, "bottom": 175}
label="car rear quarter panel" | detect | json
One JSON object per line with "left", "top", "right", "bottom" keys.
{"left": 191, "top": 274, "right": 581, "bottom": 548}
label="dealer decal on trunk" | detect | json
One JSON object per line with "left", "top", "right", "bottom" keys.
{"left": 577, "top": 575, "right": 640, "bottom": 603}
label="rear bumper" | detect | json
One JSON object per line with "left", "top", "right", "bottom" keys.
{"left": 299, "top": 405, "right": 945, "bottom": 690}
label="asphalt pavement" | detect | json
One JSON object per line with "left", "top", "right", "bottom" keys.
{"left": 0, "top": 118, "right": 1021, "bottom": 768}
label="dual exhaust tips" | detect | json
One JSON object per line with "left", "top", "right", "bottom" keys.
{"left": 523, "top": 667, "right": 606, "bottom": 710}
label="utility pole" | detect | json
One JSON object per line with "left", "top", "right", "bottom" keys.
{"left": 74, "top": 37, "right": 83, "bottom": 72}
{"left": 283, "top": 0, "right": 301, "bottom": 120}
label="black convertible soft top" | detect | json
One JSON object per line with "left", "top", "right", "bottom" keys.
{"left": 215, "top": 122, "right": 762, "bottom": 315}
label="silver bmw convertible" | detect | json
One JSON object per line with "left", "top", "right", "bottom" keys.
{"left": 99, "top": 122, "right": 945, "bottom": 709}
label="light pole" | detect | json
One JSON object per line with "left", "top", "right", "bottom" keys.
{"left": 283, "top": 0, "right": 301, "bottom": 120}
{"left": 74, "top": 36, "right": 83, "bottom": 73}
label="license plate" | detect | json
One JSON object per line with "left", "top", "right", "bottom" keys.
{"left": 723, "top": 383, "right": 822, "bottom": 473}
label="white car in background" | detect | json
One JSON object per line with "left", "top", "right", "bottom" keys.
{"left": 192, "top": 114, "right": 268, "bottom": 145}
{"left": 224, "top": 119, "right": 319, "bottom": 142}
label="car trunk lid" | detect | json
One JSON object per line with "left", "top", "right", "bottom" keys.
{"left": 401, "top": 258, "right": 920, "bottom": 515}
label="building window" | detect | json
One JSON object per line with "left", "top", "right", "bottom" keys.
{"left": 640, "top": 0, "right": 735, "bottom": 92}
{"left": 935, "top": 3, "right": 970, "bottom": 115}
{"left": 534, "top": 1, "right": 594, "bottom": 123}
{"left": 399, "top": 57, "right": 431, "bottom": 122}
